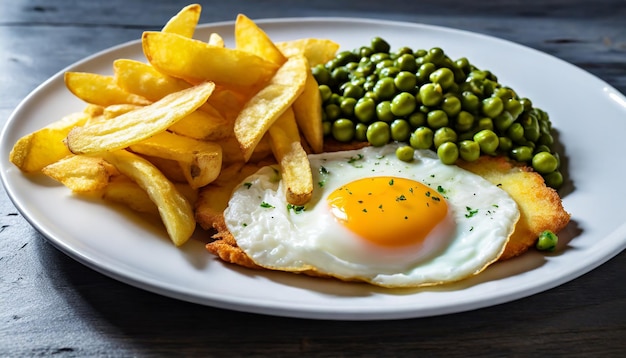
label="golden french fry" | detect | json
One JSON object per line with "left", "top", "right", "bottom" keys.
{"left": 142, "top": 31, "right": 279, "bottom": 87}
{"left": 113, "top": 59, "right": 192, "bottom": 102}
{"left": 65, "top": 81, "right": 215, "bottom": 155}
{"left": 83, "top": 104, "right": 104, "bottom": 117}
{"left": 129, "top": 131, "right": 222, "bottom": 189}
{"left": 41, "top": 155, "right": 117, "bottom": 193}
{"left": 292, "top": 69, "right": 324, "bottom": 153}
{"left": 207, "top": 32, "right": 225, "bottom": 47}
{"left": 234, "top": 54, "right": 308, "bottom": 161}
{"left": 161, "top": 3, "right": 201, "bottom": 38}
{"left": 268, "top": 108, "right": 313, "bottom": 205}
{"left": 101, "top": 149, "right": 195, "bottom": 246}
{"left": 276, "top": 38, "right": 340, "bottom": 66}
{"left": 9, "top": 112, "right": 91, "bottom": 173}
{"left": 103, "top": 176, "right": 160, "bottom": 216}
{"left": 103, "top": 104, "right": 142, "bottom": 119}
{"left": 235, "top": 14, "right": 286, "bottom": 65}
{"left": 168, "top": 109, "right": 234, "bottom": 141}
{"left": 64, "top": 72, "right": 152, "bottom": 107}
{"left": 141, "top": 155, "right": 188, "bottom": 183}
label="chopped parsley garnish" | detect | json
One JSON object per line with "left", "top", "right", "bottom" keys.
{"left": 243, "top": 182, "right": 252, "bottom": 189}
{"left": 348, "top": 154, "right": 364, "bottom": 167}
{"left": 437, "top": 185, "right": 446, "bottom": 194}
{"left": 465, "top": 206, "right": 479, "bottom": 218}
{"left": 287, "top": 204, "right": 305, "bottom": 213}
{"left": 260, "top": 201, "right": 275, "bottom": 209}
{"left": 396, "top": 194, "right": 407, "bottom": 202}
{"left": 389, "top": 178, "right": 394, "bottom": 186}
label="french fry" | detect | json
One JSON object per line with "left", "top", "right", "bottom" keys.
{"left": 168, "top": 109, "right": 234, "bottom": 141}
{"left": 268, "top": 108, "right": 313, "bottom": 205}
{"left": 276, "top": 38, "right": 340, "bottom": 66}
{"left": 234, "top": 54, "right": 308, "bottom": 161}
{"left": 207, "top": 32, "right": 225, "bottom": 47}
{"left": 103, "top": 176, "right": 160, "bottom": 216}
{"left": 64, "top": 72, "right": 152, "bottom": 107}
{"left": 292, "top": 69, "right": 324, "bottom": 153}
{"left": 142, "top": 31, "right": 279, "bottom": 87}
{"left": 235, "top": 14, "right": 286, "bottom": 65}
{"left": 65, "top": 81, "right": 215, "bottom": 155}
{"left": 41, "top": 155, "right": 117, "bottom": 193}
{"left": 129, "top": 131, "right": 222, "bottom": 189}
{"left": 101, "top": 149, "right": 196, "bottom": 246}
{"left": 103, "top": 104, "right": 142, "bottom": 119}
{"left": 161, "top": 3, "right": 201, "bottom": 38}
{"left": 9, "top": 112, "right": 90, "bottom": 172}
{"left": 113, "top": 59, "right": 192, "bottom": 102}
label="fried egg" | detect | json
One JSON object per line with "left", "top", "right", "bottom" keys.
{"left": 223, "top": 144, "right": 520, "bottom": 288}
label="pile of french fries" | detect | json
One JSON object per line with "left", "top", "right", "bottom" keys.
{"left": 9, "top": 4, "right": 339, "bottom": 246}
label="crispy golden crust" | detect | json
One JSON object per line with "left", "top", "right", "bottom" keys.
{"left": 205, "top": 152, "right": 570, "bottom": 269}
{"left": 457, "top": 156, "right": 570, "bottom": 260}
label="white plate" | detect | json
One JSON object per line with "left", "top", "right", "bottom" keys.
{"left": 2, "top": 18, "right": 626, "bottom": 320}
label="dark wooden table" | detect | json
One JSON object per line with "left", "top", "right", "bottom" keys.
{"left": 1, "top": 0, "right": 625, "bottom": 356}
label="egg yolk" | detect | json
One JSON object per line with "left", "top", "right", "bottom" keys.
{"left": 326, "top": 176, "right": 448, "bottom": 247}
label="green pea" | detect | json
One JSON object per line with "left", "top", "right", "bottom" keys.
{"left": 427, "top": 110, "right": 449, "bottom": 129}
{"left": 371, "top": 36, "right": 391, "bottom": 53}
{"left": 409, "top": 127, "right": 434, "bottom": 149}
{"left": 536, "top": 230, "right": 558, "bottom": 252}
{"left": 498, "top": 137, "right": 513, "bottom": 152}
{"left": 312, "top": 64, "right": 331, "bottom": 85}
{"left": 494, "top": 111, "right": 515, "bottom": 133}
{"left": 354, "top": 97, "right": 376, "bottom": 123}
{"left": 437, "top": 142, "right": 459, "bottom": 164}
{"left": 494, "top": 87, "right": 515, "bottom": 101}
{"left": 455, "top": 111, "right": 475, "bottom": 132}
{"left": 461, "top": 91, "right": 480, "bottom": 112}
{"left": 330, "top": 67, "right": 350, "bottom": 85}
{"left": 358, "top": 46, "right": 374, "bottom": 58}
{"left": 396, "top": 145, "right": 415, "bottom": 162}
{"left": 391, "top": 92, "right": 417, "bottom": 117}
{"left": 505, "top": 98, "right": 524, "bottom": 119}
{"left": 322, "top": 121, "right": 331, "bottom": 136}
{"left": 319, "top": 85, "right": 332, "bottom": 103}
{"left": 510, "top": 145, "right": 533, "bottom": 162}
{"left": 416, "top": 63, "right": 437, "bottom": 83}
{"left": 482, "top": 97, "right": 504, "bottom": 118}
{"left": 355, "top": 123, "right": 368, "bottom": 142}
{"left": 455, "top": 57, "right": 471, "bottom": 73}
{"left": 459, "top": 140, "right": 480, "bottom": 162}
{"left": 433, "top": 127, "right": 457, "bottom": 148}
{"left": 519, "top": 97, "right": 533, "bottom": 111}
{"left": 418, "top": 83, "right": 443, "bottom": 107}
{"left": 408, "top": 112, "right": 426, "bottom": 128}
{"left": 390, "top": 119, "right": 411, "bottom": 142}
{"left": 376, "top": 101, "right": 394, "bottom": 122}
{"left": 356, "top": 61, "right": 375, "bottom": 77}
{"left": 378, "top": 66, "right": 400, "bottom": 78}
{"left": 477, "top": 117, "right": 494, "bottom": 131}
{"left": 473, "top": 129, "right": 499, "bottom": 155}
{"left": 342, "top": 83, "right": 364, "bottom": 99}
{"left": 366, "top": 121, "right": 391, "bottom": 147}
{"left": 394, "top": 71, "right": 418, "bottom": 92}
{"left": 373, "top": 77, "right": 397, "bottom": 100}
{"left": 441, "top": 95, "right": 462, "bottom": 117}
{"left": 543, "top": 171, "right": 564, "bottom": 189}
{"left": 395, "top": 53, "right": 417, "bottom": 72}
{"left": 507, "top": 122, "right": 525, "bottom": 143}
{"left": 532, "top": 152, "right": 558, "bottom": 174}
{"left": 521, "top": 114, "right": 541, "bottom": 142}
{"left": 332, "top": 119, "right": 355, "bottom": 142}
{"left": 370, "top": 52, "right": 390, "bottom": 63}
{"left": 538, "top": 132, "right": 554, "bottom": 146}
{"left": 324, "top": 103, "right": 341, "bottom": 121}
{"left": 339, "top": 97, "right": 357, "bottom": 117}
{"left": 425, "top": 47, "right": 445, "bottom": 65}
{"left": 333, "top": 50, "right": 359, "bottom": 66}
{"left": 429, "top": 67, "right": 455, "bottom": 90}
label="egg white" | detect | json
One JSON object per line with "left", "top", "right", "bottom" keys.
{"left": 223, "top": 144, "right": 520, "bottom": 288}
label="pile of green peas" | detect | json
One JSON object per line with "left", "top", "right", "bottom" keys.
{"left": 313, "top": 36, "right": 564, "bottom": 189}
